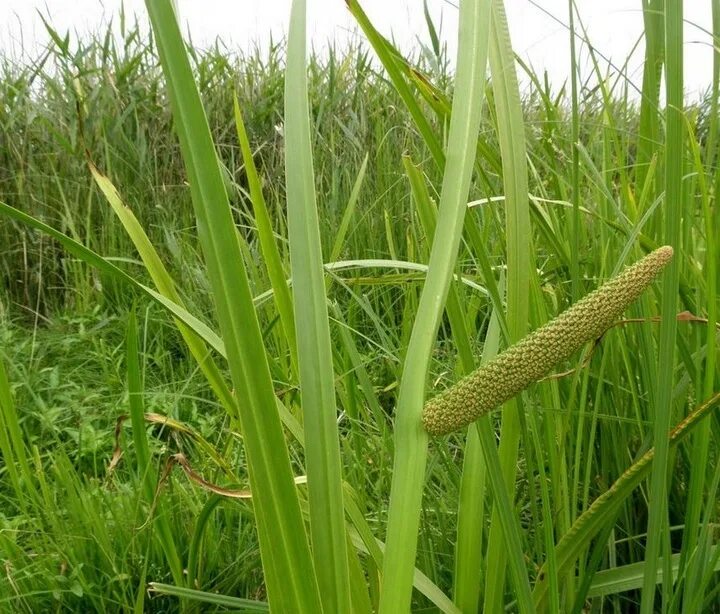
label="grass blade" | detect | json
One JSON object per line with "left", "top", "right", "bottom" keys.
{"left": 0, "top": 355, "right": 37, "bottom": 510}
{"left": 676, "top": 111, "right": 717, "bottom": 609}
{"left": 285, "top": 1, "right": 352, "bottom": 610}
{"left": 403, "top": 153, "right": 487, "bottom": 610}
{"left": 148, "top": 583, "right": 269, "bottom": 611}
{"left": 640, "top": 0, "right": 683, "bottom": 609}
{"left": 587, "top": 547, "right": 720, "bottom": 599}
{"left": 142, "top": 1, "right": 321, "bottom": 610}
{"left": 345, "top": 0, "right": 445, "bottom": 167}
{"left": 89, "top": 163, "right": 237, "bottom": 418}
{"left": 482, "top": 0, "right": 533, "bottom": 609}
{"left": 233, "top": 94, "right": 298, "bottom": 371}
{"left": 378, "top": 1, "right": 491, "bottom": 610}
{"left": 330, "top": 153, "right": 369, "bottom": 264}
{"left": 0, "top": 200, "right": 226, "bottom": 356}
{"left": 125, "top": 310, "right": 184, "bottom": 587}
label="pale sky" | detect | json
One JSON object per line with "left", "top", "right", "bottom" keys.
{"left": 0, "top": 1, "right": 715, "bottom": 98}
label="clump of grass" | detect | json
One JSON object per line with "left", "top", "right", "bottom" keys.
{"left": 0, "top": 1, "right": 718, "bottom": 612}
{"left": 423, "top": 246, "right": 673, "bottom": 435}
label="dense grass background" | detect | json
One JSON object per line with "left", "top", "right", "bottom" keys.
{"left": 1, "top": 3, "right": 719, "bottom": 611}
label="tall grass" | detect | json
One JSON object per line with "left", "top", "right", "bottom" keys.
{"left": 0, "top": 1, "right": 718, "bottom": 612}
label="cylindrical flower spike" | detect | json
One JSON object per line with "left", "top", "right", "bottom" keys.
{"left": 422, "top": 246, "right": 674, "bottom": 436}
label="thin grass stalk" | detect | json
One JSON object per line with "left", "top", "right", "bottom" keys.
{"left": 640, "top": 0, "right": 683, "bottom": 609}
{"left": 148, "top": 583, "right": 269, "bottom": 610}
{"left": 233, "top": 95, "right": 298, "bottom": 374}
{"left": 636, "top": 0, "right": 665, "bottom": 206}
{"left": 0, "top": 356, "right": 37, "bottom": 511}
{"left": 346, "top": 534, "right": 374, "bottom": 614}
{"left": 403, "top": 157, "right": 475, "bottom": 370}
{"left": 378, "top": 1, "right": 491, "bottom": 610}
{"left": 285, "top": 1, "right": 352, "bottom": 610}
{"left": 585, "top": 546, "right": 720, "bottom": 599}
{"left": 142, "top": 1, "right": 321, "bottom": 609}
{"left": 403, "top": 152, "right": 485, "bottom": 612}
{"left": 527, "top": 408, "right": 560, "bottom": 613}
{"left": 187, "top": 495, "right": 224, "bottom": 590}
{"left": 475, "top": 417, "right": 535, "bottom": 612}
{"left": 569, "top": 522, "right": 617, "bottom": 612}
{"left": 453, "top": 300, "right": 500, "bottom": 612}
{"left": 482, "top": 0, "right": 533, "bottom": 609}
{"left": 530, "top": 281, "right": 569, "bottom": 611}
{"left": 345, "top": 2, "right": 511, "bottom": 347}
{"left": 330, "top": 306, "right": 385, "bottom": 429}
{"left": 329, "top": 154, "right": 369, "bottom": 264}
{"left": 676, "top": 115, "right": 717, "bottom": 610}
{"left": 705, "top": 0, "right": 720, "bottom": 167}
{"left": 125, "top": 310, "right": 184, "bottom": 587}
{"left": 453, "top": 421, "right": 489, "bottom": 611}
{"left": 571, "top": 8, "right": 637, "bottom": 227}
{"left": 0, "top": 383, "right": 22, "bottom": 507}
{"left": 568, "top": 0, "right": 580, "bottom": 300}
{"left": 576, "top": 354, "right": 605, "bottom": 595}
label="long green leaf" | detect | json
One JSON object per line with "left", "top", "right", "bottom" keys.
{"left": 587, "top": 546, "right": 720, "bottom": 599}
{"left": 636, "top": 0, "right": 664, "bottom": 200}
{"left": 125, "top": 310, "right": 184, "bottom": 587}
{"left": 677, "top": 112, "right": 717, "bottom": 608}
{"left": 330, "top": 154, "right": 369, "bottom": 264}
{"left": 142, "top": 2, "right": 321, "bottom": 610}
{"left": 403, "top": 154, "right": 486, "bottom": 611}
{"left": 0, "top": 355, "right": 37, "bottom": 510}
{"left": 0, "top": 200, "right": 225, "bottom": 356}
{"left": 285, "top": 1, "right": 352, "bottom": 611}
{"left": 345, "top": 0, "right": 445, "bottom": 167}
{"left": 148, "top": 583, "right": 269, "bottom": 611}
{"left": 378, "top": 1, "right": 491, "bottom": 610}
{"left": 90, "top": 163, "right": 237, "bottom": 418}
{"left": 233, "top": 94, "right": 298, "bottom": 371}
{"left": 641, "top": 0, "right": 683, "bottom": 609}
{"left": 483, "top": 1, "right": 534, "bottom": 610}
{"left": 343, "top": 484, "right": 461, "bottom": 614}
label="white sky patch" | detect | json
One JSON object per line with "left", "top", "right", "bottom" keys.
{"left": 0, "top": 1, "right": 714, "bottom": 99}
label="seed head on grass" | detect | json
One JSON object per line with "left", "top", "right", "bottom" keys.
{"left": 422, "top": 246, "right": 674, "bottom": 436}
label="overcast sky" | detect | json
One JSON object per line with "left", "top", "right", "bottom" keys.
{"left": 0, "top": 1, "right": 714, "bottom": 98}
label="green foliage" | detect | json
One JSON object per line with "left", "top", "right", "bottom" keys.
{"left": 0, "top": 1, "right": 718, "bottom": 612}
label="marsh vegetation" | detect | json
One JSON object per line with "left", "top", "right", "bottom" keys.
{"left": 0, "top": 1, "right": 718, "bottom": 611}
